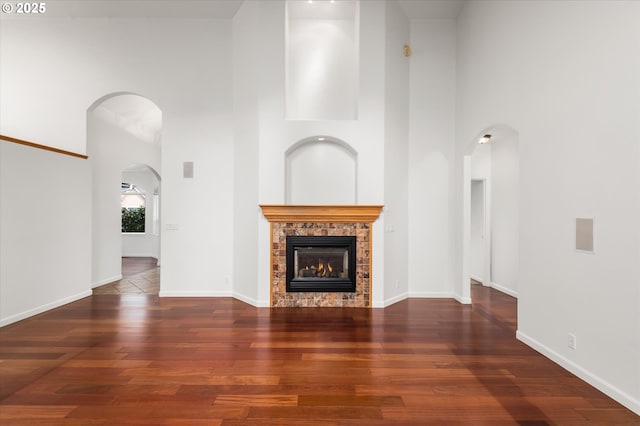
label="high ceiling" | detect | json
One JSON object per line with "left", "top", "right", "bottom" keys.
{"left": 14, "top": 0, "right": 245, "bottom": 19}
{"left": 7, "top": 0, "right": 465, "bottom": 20}
{"left": 397, "top": 0, "right": 465, "bottom": 19}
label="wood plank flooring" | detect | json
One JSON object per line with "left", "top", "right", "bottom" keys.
{"left": 1, "top": 286, "right": 638, "bottom": 425}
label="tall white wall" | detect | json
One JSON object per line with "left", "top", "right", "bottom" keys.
{"left": 1, "top": 17, "right": 235, "bottom": 299}
{"left": 456, "top": 0, "right": 640, "bottom": 413}
{"left": 407, "top": 18, "right": 457, "bottom": 298}
{"left": 286, "top": 17, "right": 357, "bottom": 120}
{"left": 382, "top": 1, "right": 409, "bottom": 305}
{"left": 490, "top": 135, "right": 519, "bottom": 294}
{"left": 0, "top": 142, "right": 92, "bottom": 326}
{"left": 232, "top": 1, "right": 261, "bottom": 306}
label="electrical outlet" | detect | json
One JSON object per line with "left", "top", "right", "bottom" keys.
{"left": 394, "top": 280, "right": 399, "bottom": 289}
{"left": 568, "top": 333, "right": 577, "bottom": 350}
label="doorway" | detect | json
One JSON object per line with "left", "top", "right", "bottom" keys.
{"left": 470, "top": 179, "right": 491, "bottom": 287}
{"left": 463, "top": 125, "right": 519, "bottom": 303}
{"left": 87, "top": 92, "right": 162, "bottom": 293}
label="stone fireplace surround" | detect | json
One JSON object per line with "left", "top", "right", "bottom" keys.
{"left": 260, "top": 205, "right": 383, "bottom": 308}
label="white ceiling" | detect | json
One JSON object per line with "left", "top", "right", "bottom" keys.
{"left": 14, "top": 0, "right": 465, "bottom": 20}
{"left": 397, "top": 0, "right": 465, "bottom": 20}
{"left": 25, "top": 0, "right": 245, "bottom": 19}
{"left": 288, "top": 0, "right": 356, "bottom": 20}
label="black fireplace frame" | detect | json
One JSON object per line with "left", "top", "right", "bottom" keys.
{"left": 286, "top": 235, "right": 357, "bottom": 292}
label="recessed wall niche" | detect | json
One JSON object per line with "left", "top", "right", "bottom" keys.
{"left": 286, "top": 137, "right": 357, "bottom": 205}
{"left": 286, "top": 0, "right": 358, "bottom": 120}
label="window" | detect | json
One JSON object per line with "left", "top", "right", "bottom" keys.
{"left": 121, "top": 183, "right": 146, "bottom": 233}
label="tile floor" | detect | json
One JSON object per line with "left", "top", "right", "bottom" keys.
{"left": 92, "top": 257, "right": 159, "bottom": 295}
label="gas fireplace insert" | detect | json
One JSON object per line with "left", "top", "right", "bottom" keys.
{"left": 286, "top": 235, "right": 356, "bottom": 292}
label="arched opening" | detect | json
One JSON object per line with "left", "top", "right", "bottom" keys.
{"left": 462, "top": 124, "right": 519, "bottom": 304}
{"left": 88, "top": 93, "right": 162, "bottom": 294}
{"left": 285, "top": 135, "right": 357, "bottom": 205}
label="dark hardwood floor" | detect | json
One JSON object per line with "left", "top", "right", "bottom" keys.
{"left": 1, "top": 285, "right": 638, "bottom": 425}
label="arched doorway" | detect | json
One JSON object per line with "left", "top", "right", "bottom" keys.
{"left": 462, "top": 124, "right": 520, "bottom": 303}
{"left": 87, "top": 93, "right": 162, "bottom": 294}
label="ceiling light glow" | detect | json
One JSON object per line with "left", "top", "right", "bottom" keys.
{"left": 478, "top": 134, "right": 492, "bottom": 144}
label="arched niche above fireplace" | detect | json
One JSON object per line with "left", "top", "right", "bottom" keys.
{"left": 285, "top": 136, "right": 357, "bottom": 205}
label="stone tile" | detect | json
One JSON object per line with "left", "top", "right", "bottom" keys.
{"left": 271, "top": 222, "right": 371, "bottom": 308}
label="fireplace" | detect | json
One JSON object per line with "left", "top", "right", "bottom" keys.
{"left": 261, "top": 205, "right": 383, "bottom": 307}
{"left": 286, "top": 236, "right": 356, "bottom": 292}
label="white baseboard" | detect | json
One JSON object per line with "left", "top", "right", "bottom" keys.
{"left": 373, "top": 292, "right": 409, "bottom": 308}
{"left": 470, "top": 274, "right": 484, "bottom": 283}
{"left": 121, "top": 254, "right": 158, "bottom": 259}
{"left": 159, "top": 290, "right": 233, "bottom": 298}
{"left": 490, "top": 281, "right": 518, "bottom": 298}
{"left": 157, "top": 291, "right": 283, "bottom": 308}
{"left": 0, "top": 290, "right": 93, "bottom": 327}
{"left": 409, "top": 291, "right": 455, "bottom": 299}
{"left": 454, "top": 294, "right": 472, "bottom": 304}
{"left": 231, "top": 292, "right": 263, "bottom": 307}
{"left": 92, "top": 275, "right": 122, "bottom": 288}
{"left": 517, "top": 330, "right": 640, "bottom": 416}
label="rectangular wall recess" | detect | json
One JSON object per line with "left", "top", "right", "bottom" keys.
{"left": 575, "top": 218, "right": 594, "bottom": 252}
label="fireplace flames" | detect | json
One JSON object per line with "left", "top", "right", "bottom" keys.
{"left": 302, "top": 260, "right": 335, "bottom": 278}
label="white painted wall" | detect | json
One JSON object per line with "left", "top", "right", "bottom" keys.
{"left": 470, "top": 143, "right": 491, "bottom": 180}
{"left": 1, "top": 17, "right": 235, "bottom": 299}
{"left": 382, "top": 0, "right": 409, "bottom": 305}
{"left": 286, "top": 140, "right": 357, "bottom": 205}
{"left": 470, "top": 180, "right": 484, "bottom": 281}
{"left": 0, "top": 142, "right": 92, "bottom": 326}
{"left": 232, "top": 0, "right": 261, "bottom": 306}
{"left": 121, "top": 168, "right": 160, "bottom": 259}
{"left": 456, "top": 0, "right": 640, "bottom": 414}
{"left": 286, "top": 17, "right": 357, "bottom": 120}
{"left": 407, "top": 18, "right": 457, "bottom": 298}
{"left": 491, "top": 135, "right": 519, "bottom": 294}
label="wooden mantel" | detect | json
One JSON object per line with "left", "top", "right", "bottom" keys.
{"left": 260, "top": 205, "right": 383, "bottom": 223}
